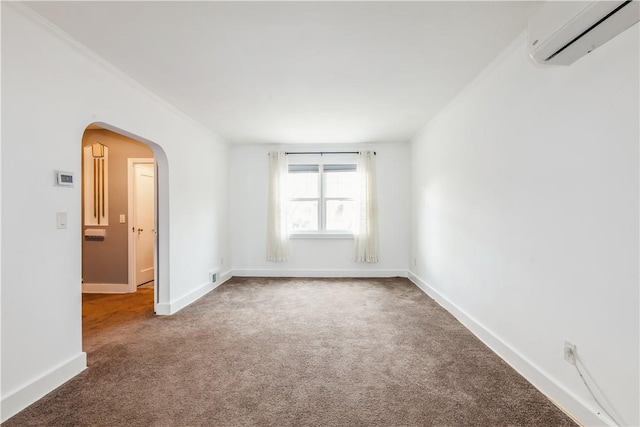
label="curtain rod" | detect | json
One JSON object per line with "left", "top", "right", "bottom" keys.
{"left": 284, "top": 151, "right": 376, "bottom": 155}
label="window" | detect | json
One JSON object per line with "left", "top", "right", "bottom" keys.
{"left": 287, "top": 163, "right": 357, "bottom": 234}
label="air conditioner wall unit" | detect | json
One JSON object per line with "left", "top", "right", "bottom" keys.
{"left": 529, "top": 0, "right": 639, "bottom": 66}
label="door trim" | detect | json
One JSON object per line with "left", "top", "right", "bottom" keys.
{"left": 127, "top": 158, "right": 155, "bottom": 294}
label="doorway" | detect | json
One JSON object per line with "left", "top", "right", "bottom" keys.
{"left": 81, "top": 122, "right": 171, "bottom": 361}
{"left": 81, "top": 125, "right": 157, "bottom": 308}
{"left": 128, "top": 160, "right": 155, "bottom": 291}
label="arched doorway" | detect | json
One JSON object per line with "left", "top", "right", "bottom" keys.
{"left": 80, "top": 122, "right": 170, "bottom": 349}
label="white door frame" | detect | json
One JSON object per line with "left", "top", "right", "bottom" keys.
{"left": 127, "top": 158, "right": 156, "bottom": 297}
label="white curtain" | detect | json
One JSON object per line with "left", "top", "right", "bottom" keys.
{"left": 355, "top": 151, "right": 379, "bottom": 263}
{"left": 267, "top": 151, "right": 290, "bottom": 261}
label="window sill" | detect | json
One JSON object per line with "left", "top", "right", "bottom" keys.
{"left": 289, "top": 232, "right": 354, "bottom": 240}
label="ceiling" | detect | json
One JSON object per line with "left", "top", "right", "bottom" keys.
{"left": 26, "top": 1, "right": 542, "bottom": 145}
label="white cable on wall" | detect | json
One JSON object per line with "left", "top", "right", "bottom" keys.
{"left": 574, "top": 355, "right": 625, "bottom": 426}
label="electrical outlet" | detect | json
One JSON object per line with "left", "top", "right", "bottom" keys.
{"left": 564, "top": 341, "right": 576, "bottom": 365}
{"left": 413, "top": 257, "right": 417, "bottom": 266}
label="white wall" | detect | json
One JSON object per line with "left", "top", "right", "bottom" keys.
{"left": 409, "top": 26, "right": 639, "bottom": 427}
{"left": 230, "top": 143, "right": 410, "bottom": 277}
{"left": 1, "top": 4, "right": 230, "bottom": 421}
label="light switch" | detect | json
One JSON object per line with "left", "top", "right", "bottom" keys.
{"left": 119, "top": 214, "right": 126, "bottom": 223}
{"left": 56, "top": 212, "right": 68, "bottom": 229}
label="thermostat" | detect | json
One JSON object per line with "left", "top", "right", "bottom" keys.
{"left": 54, "top": 170, "right": 74, "bottom": 187}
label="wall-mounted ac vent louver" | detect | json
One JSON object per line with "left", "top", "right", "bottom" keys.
{"left": 529, "top": 0, "right": 639, "bottom": 66}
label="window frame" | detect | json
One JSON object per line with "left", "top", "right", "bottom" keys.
{"left": 287, "top": 157, "right": 357, "bottom": 239}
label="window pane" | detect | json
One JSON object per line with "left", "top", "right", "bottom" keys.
{"left": 289, "top": 172, "right": 319, "bottom": 198}
{"left": 324, "top": 164, "right": 356, "bottom": 172}
{"left": 325, "top": 171, "right": 356, "bottom": 198}
{"left": 326, "top": 200, "right": 355, "bottom": 231}
{"left": 289, "top": 164, "right": 319, "bottom": 173}
{"left": 288, "top": 201, "right": 318, "bottom": 231}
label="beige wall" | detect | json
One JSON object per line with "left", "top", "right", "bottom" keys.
{"left": 82, "top": 129, "right": 154, "bottom": 284}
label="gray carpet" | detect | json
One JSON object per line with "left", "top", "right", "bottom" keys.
{"left": 3, "top": 277, "right": 576, "bottom": 426}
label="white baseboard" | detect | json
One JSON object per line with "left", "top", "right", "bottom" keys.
{"left": 232, "top": 269, "right": 408, "bottom": 278}
{"left": 156, "top": 270, "right": 232, "bottom": 315}
{"left": 407, "top": 271, "right": 612, "bottom": 427}
{"left": 82, "top": 283, "right": 131, "bottom": 293}
{"left": 1, "top": 352, "right": 87, "bottom": 423}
